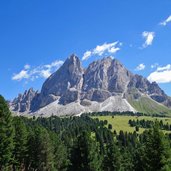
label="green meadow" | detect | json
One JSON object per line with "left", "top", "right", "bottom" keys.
{"left": 93, "top": 115, "right": 171, "bottom": 134}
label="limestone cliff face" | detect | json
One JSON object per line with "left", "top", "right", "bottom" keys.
{"left": 82, "top": 57, "right": 132, "bottom": 101}
{"left": 11, "top": 88, "right": 37, "bottom": 112}
{"left": 11, "top": 54, "right": 171, "bottom": 115}
{"left": 30, "top": 54, "right": 84, "bottom": 110}
{"left": 41, "top": 54, "right": 84, "bottom": 97}
{"left": 128, "top": 75, "right": 171, "bottom": 108}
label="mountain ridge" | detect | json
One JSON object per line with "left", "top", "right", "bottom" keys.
{"left": 10, "top": 54, "right": 171, "bottom": 116}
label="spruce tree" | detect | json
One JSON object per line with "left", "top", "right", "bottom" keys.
{"left": 27, "top": 126, "right": 54, "bottom": 171}
{"left": 50, "top": 132, "right": 69, "bottom": 171}
{"left": 143, "top": 122, "right": 171, "bottom": 171}
{"left": 12, "top": 117, "right": 28, "bottom": 170}
{"left": 0, "top": 95, "right": 14, "bottom": 171}
{"left": 70, "top": 131, "right": 102, "bottom": 171}
{"left": 103, "top": 141, "right": 122, "bottom": 171}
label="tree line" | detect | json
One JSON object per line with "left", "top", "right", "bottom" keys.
{"left": 0, "top": 95, "right": 171, "bottom": 171}
{"left": 129, "top": 119, "right": 171, "bottom": 131}
{"left": 83, "top": 111, "right": 168, "bottom": 118}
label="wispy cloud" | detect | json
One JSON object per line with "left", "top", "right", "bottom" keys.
{"left": 151, "top": 63, "right": 159, "bottom": 69}
{"left": 12, "top": 70, "right": 30, "bottom": 81}
{"left": 12, "top": 60, "right": 64, "bottom": 81}
{"left": 147, "top": 64, "right": 171, "bottom": 83}
{"left": 82, "top": 42, "right": 121, "bottom": 61}
{"left": 142, "top": 31, "right": 155, "bottom": 48}
{"left": 160, "top": 15, "right": 171, "bottom": 26}
{"left": 135, "top": 63, "right": 146, "bottom": 71}
{"left": 24, "top": 64, "right": 30, "bottom": 70}
{"left": 156, "top": 64, "right": 171, "bottom": 71}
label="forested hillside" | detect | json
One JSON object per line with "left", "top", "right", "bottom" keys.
{"left": 1, "top": 95, "right": 171, "bottom": 171}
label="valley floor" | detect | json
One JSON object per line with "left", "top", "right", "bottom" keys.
{"left": 93, "top": 115, "right": 171, "bottom": 133}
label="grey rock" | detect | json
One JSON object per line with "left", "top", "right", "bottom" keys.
{"left": 128, "top": 75, "right": 171, "bottom": 108}
{"left": 31, "top": 54, "right": 84, "bottom": 110}
{"left": 59, "top": 90, "right": 79, "bottom": 105}
{"left": 42, "top": 54, "right": 83, "bottom": 96}
{"left": 83, "top": 57, "right": 131, "bottom": 93}
{"left": 82, "top": 57, "right": 132, "bottom": 101}
{"left": 11, "top": 88, "right": 37, "bottom": 112}
{"left": 10, "top": 54, "right": 171, "bottom": 116}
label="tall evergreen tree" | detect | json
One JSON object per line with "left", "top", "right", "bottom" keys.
{"left": 143, "top": 122, "right": 171, "bottom": 171}
{"left": 103, "top": 141, "right": 122, "bottom": 171}
{"left": 0, "top": 95, "right": 14, "bottom": 171}
{"left": 50, "top": 132, "right": 69, "bottom": 171}
{"left": 70, "top": 131, "right": 102, "bottom": 171}
{"left": 27, "top": 126, "right": 54, "bottom": 171}
{"left": 12, "top": 117, "right": 28, "bottom": 171}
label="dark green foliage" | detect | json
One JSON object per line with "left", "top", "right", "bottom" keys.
{"left": 82, "top": 111, "right": 168, "bottom": 117}
{"left": 135, "top": 125, "right": 139, "bottom": 132}
{"left": 142, "top": 122, "right": 171, "bottom": 171}
{"left": 103, "top": 141, "right": 122, "bottom": 171}
{"left": 50, "top": 132, "right": 69, "bottom": 171}
{"left": 27, "top": 126, "right": 54, "bottom": 171}
{"left": 129, "top": 118, "right": 171, "bottom": 131}
{"left": 108, "top": 124, "right": 112, "bottom": 130}
{"left": 0, "top": 95, "right": 171, "bottom": 171}
{"left": 12, "top": 117, "right": 28, "bottom": 170}
{"left": 69, "top": 131, "right": 102, "bottom": 171}
{"left": 0, "top": 95, "right": 14, "bottom": 171}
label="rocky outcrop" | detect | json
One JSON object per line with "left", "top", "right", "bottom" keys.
{"left": 30, "top": 54, "right": 84, "bottom": 111}
{"left": 128, "top": 75, "right": 171, "bottom": 108}
{"left": 11, "top": 88, "right": 37, "bottom": 112}
{"left": 81, "top": 57, "right": 132, "bottom": 101}
{"left": 41, "top": 54, "right": 84, "bottom": 97}
{"left": 83, "top": 57, "right": 132, "bottom": 92}
{"left": 10, "top": 54, "right": 171, "bottom": 115}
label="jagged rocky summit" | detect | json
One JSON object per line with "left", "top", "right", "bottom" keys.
{"left": 10, "top": 54, "right": 171, "bottom": 116}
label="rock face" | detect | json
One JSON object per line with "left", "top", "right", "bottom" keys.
{"left": 11, "top": 54, "right": 171, "bottom": 116}
{"left": 82, "top": 57, "right": 132, "bottom": 101}
{"left": 11, "top": 88, "right": 37, "bottom": 112}
{"left": 30, "top": 54, "right": 84, "bottom": 111}
{"left": 42, "top": 54, "right": 84, "bottom": 96}
{"left": 127, "top": 75, "right": 171, "bottom": 108}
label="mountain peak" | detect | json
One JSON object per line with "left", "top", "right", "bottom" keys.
{"left": 11, "top": 54, "right": 171, "bottom": 116}
{"left": 63, "top": 54, "right": 82, "bottom": 70}
{"left": 11, "top": 88, "right": 37, "bottom": 112}
{"left": 67, "top": 54, "right": 80, "bottom": 63}
{"left": 69, "top": 53, "right": 78, "bottom": 59}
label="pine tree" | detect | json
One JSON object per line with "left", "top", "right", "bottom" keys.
{"left": 143, "top": 122, "right": 171, "bottom": 171}
{"left": 70, "top": 131, "right": 102, "bottom": 171}
{"left": 50, "top": 132, "right": 69, "bottom": 171}
{"left": 27, "top": 126, "right": 54, "bottom": 171}
{"left": 12, "top": 117, "right": 28, "bottom": 170}
{"left": 0, "top": 95, "right": 14, "bottom": 171}
{"left": 103, "top": 141, "right": 122, "bottom": 171}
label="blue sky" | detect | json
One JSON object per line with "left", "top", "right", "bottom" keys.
{"left": 0, "top": 0, "right": 171, "bottom": 100}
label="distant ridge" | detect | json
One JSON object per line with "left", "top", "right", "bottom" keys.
{"left": 10, "top": 54, "right": 171, "bottom": 116}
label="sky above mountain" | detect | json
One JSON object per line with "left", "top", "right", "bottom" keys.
{"left": 0, "top": 0, "right": 171, "bottom": 100}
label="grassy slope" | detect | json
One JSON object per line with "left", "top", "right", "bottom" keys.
{"left": 93, "top": 115, "right": 171, "bottom": 134}
{"left": 127, "top": 95, "right": 171, "bottom": 116}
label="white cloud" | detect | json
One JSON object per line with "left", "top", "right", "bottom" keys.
{"left": 12, "top": 60, "right": 64, "bottom": 81}
{"left": 151, "top": 63, "right": 159, "bottom": 69}
{"left": 160, "top": 15, "right": 171, "bottom": 26}
{"left": 12, "top": 70, "right": 29, "bottom": 81}
{"left": 82, "top": 42, "right": 121, "bottom": 61}
{"left": 82, "top": 51, "right": 92, "bottom": 61}
{"left": 157, "top": 64, "right": 171, "bottom": 71}
{"left": 40, "top": 70, "right": 52, "bottom": 78}
{"left": 135, "top": 63, "right": 146, "bottom": 71}
{"left": 142, "top": 31, "right": 155, "bottom": 48}
{"left": 147, "top": 64, "right": 171, "bottom": 83}
{"left": 24, "top": 64, "right": 30, "bottom": 70}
